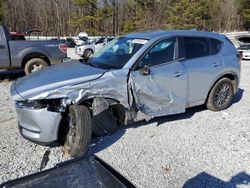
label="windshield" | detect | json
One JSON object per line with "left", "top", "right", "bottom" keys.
{"left": 88, "top": 37, "right": 148, "bottom": 69}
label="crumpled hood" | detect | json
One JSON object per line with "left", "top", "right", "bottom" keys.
{"left": 11, "top": 60, "right": 106, "bottom": 101}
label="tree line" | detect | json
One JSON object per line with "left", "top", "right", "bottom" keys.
{"left": 0, "top": 0, "right": 249, "bottom": 37}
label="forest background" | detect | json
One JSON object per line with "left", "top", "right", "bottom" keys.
{"left": 0, "top": 0, "right": 249, "bottom": 36}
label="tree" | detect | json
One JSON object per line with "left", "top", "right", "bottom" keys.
{"left": 240, "top": 0, "right": 250, "bottom": 30}
{"left": 0, "top": 0, "right": 3, "bottom": 24}
{"left": 0, "top": 0, "right": 248, "bottom": 36}
{"left": 166, "top": 0, "right": 211, "bottom": 30}
{"left": 209, "top": 0, "right": 241, "bottom": 32}
{"left": 70, "top": 0, "right": 99, "bottom": 35}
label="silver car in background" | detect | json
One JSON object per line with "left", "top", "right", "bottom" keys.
{"left": 11, "top": 30, "right": 241, "bottom": 157}
{"left": 238, "top": 44, "right": 250, "bottom": 60}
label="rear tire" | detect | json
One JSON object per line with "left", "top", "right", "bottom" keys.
{"left": 24, "top": 58, "right": 48, "bottom": 75}
{"left": 62, "top": 105, "right": 92, "bottom": 157}
{"left": 206, "top": 78, "right": 234, "bottom": 111}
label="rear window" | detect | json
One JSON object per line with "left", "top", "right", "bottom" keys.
{"left": 210, "top": 38, "right": 222, "bottom": 55}
{"left": 183, "top": 37, "right": 210, "bottom": 59}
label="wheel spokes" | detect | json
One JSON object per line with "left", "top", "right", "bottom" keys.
{"left": 31, "top": 64, "right": 43, "bottom": 72}
{"left": 214, "top": 83, "right": 232, "bottom": 107}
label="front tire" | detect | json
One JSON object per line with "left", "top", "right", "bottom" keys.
{"left": 63, "top": 105, "right": 92, "bottom": 157}
{"left": 206, "top": 78, "right": 234, "bottom": 111}
{"left": 24, "top": 58, "right": 48, "bottom": 75}
{"left": 83, "top": 49, "right": 93, "bottom": 59}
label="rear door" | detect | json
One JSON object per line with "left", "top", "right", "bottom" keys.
{"left": 0, "top": 26, "right": 11, "bottom": 67}
{"left": 130, "top": 37, "right": 188, "bottom": 118}
{"left": 180, "top": 36, "right": 224, "bottom": 106}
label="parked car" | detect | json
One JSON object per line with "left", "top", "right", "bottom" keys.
{"left": 74, "top": 32, "right": 89, "bottom": 46}
{"left": 0, "top": 26, "right": 67, "bottom": 74}
{"left": 65, "top": 37, "right": 76, "bottom": 48}
{"left": 236, "top": 35, "right": 250, "bottom": 44}
{"left": 238, "top": 44, "right": 250, "bottom": 60}
{"left": 75, "top": 36, "right": 115, "bottom": 58}
{"left": 11, "top": 30, "right": 241, "bottom": 157}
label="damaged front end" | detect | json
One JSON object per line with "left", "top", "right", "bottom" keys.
{"left": 10, "top": 62, "right": 132, "bottom": 146}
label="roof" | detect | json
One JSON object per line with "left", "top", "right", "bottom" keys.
{"left": 125, "top": 30, "right": 224, "bottom": 40}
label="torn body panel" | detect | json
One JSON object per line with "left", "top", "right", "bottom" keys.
{"left": 12, "top": 66, "right": 131, "bottom": 116}
{"left": 11, "top": 61, "right": 107, "bottom": 101}
{"left": 129, "top": 61, "right": 188, "bottom": 121}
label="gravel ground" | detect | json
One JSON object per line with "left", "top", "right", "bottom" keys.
{"left": 0, "top": 58, "right": 249, "bottom": 187}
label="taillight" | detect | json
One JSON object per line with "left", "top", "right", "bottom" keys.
{"left": 236, "top": 52, "right": 243, "bottom": 61}
{"left": 59, "top": 43, "right": 67, "bottom": 54}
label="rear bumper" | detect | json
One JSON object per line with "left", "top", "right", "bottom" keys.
{"left": 50, "top": 53, "right": 68, "bottom": 64}
{"left": 16, "top": 105, "right": 62, "bottom": 144}
{"left": 62, "top": 57, "right": 71, "bottom": 63}
{"left": 50, "top": 58, "right": 64, "bottom": 65}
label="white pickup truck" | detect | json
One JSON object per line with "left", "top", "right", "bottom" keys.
{"left": 75, "top": 36, "right": 114, "bottom": 58}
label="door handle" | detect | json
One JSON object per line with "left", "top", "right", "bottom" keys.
{"left": 0, "top": 45, "right": 5, "bottom": 49}
{"left": 173, "top": 71, "right": 184, "bottom": 77}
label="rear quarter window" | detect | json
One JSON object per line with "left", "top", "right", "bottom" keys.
{"left": 210, "top": 38, "right": 223, "bottom": 55}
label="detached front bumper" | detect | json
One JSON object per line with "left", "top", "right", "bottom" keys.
{"left": 16, "top": 105, "right": 62, "bottom": 145}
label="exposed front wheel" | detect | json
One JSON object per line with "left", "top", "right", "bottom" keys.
{"left": 206, "top": 78, "right": 234, "bottom": 111}
{"left": 63, "top": 105, "right": 92, "bottom": 157}
{"left": 24, "top": 58, "right": 48, "bottom": 75}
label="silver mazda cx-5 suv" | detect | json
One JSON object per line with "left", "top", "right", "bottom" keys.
{"left": 11, "top": 30, "right": 241, "bottom": 157}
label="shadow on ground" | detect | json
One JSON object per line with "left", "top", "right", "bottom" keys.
{"left": 86, "top": 105, "right": 207, "bottom": 158}
{"left": 183, "top": 171, "right": 250, "bottom": 188}
{"left": 86, "top": 88, "right": 244, "bottom": 157}
{"left": 232, "top": 88, "right": 244, "bottom": 104}
{"left": 0, "top": 69, "right": 25, "bottom": 81}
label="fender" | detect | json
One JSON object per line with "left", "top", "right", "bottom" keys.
{"left": 207, "top": 71, "right": 239, "bottom": 99}
{"left": 19, "top": 47, "right": 51, "bottom": 62}
{"left": 10, "top": 46, "right": 51, "bottom": 67}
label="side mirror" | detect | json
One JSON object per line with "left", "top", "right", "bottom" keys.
{"left": 139, "top": 65, "right": 151, "bottom": 76}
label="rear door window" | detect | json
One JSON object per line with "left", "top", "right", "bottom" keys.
{"left": 183, "top": 37, "right": 210, "bottom": 59}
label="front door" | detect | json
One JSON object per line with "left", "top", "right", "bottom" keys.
{"left": 130, "top": 37, "right": 188, "bottom": 119}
